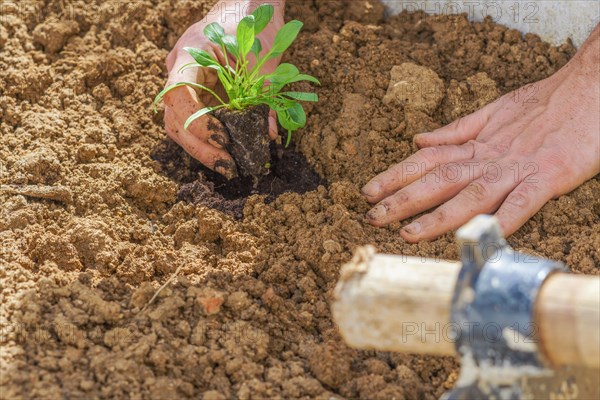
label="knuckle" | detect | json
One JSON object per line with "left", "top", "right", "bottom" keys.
{"left": 462, "top": 181, "right": 489, "bottom": 203}
{"left": 473, "top": 141, "right": 508, "bottom": 160}
{"left": 539, "top": 151, "right": 569, "bottom": 174}
{"left": 504, "top": 191, "right": 529, "bottom": 209}
{"left": 431, "top": 208, "right": 447, "bottom": 224}
{"left": 474, "top": 105, "right": 492, "bottom": 125}
{"left": 447, "top": 117, "right": 461, "bottom": 132}
{"left": 392, "top": 191, "right": 410, "bottom": 204}
{"left": 419, "top": 146, "right": 442, "bottom": 165}
{"left": 463, "top": 140, "right": 477, "bottom": 159}
{"left": 381, "top": 165, "right": 403, "bottom": 185}
{"left": 454, "top": 116, "right": 467, "bottom": 131}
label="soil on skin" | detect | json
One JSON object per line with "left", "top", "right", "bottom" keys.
{"left": 1, "top": 0, "right": 598, "bottom": 399}
{"left": 215, "top": 104, "right": 271, "bottom": 181}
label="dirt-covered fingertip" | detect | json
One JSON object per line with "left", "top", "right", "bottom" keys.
{"left": 208, "top": 133, "right": 228, "bottom": 149}
{"left": 361, "top": 180, "right": 381, "bottom": 201}
{"left": 413, "top": 133, "right": 431, "bottom": 148}
{"left": 365, "top": 203, "right": 390, "bottom": 227}
{"left": 214, "top": 158, "right": 238, "bottom": 180}
{"left": 206, "top": 117, "right": 231, "bottom": 148}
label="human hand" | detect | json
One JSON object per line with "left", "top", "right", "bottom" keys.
{"left": 163, "top": 0, "right": 285, "bottom": 179}
{"left": 362, "top": 25, "right": 600, "bottom": 242}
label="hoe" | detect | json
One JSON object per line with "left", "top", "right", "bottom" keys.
{"left": 333, "top": 215, "right": 599, "bottom": 400}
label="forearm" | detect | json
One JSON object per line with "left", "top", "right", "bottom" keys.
{"left": 556, "top": 23, "right": 599, "bottom": 85}
{"left": 576, "top": 23, "right": 600, "bottom": 65}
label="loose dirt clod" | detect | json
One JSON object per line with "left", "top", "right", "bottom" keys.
{"left": 0, "top": 184, "right": 72, "bottom": 203}
{"left": 1, "top": 1, "right": 597, "bottom": 399}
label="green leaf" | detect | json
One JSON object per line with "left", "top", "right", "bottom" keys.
{"left": 184, "top": 106, "right": 222, "bottom": 130}
{"left": 237, "top": 15, "right": 256, "bottom": 58}
{"left": 287, "top": 102, "right": 307, "bottom": 127}
{"left": 269, "top": 20, "right": 303, "bottom": 59}
{"left": 177, "top": 62, "right": 202, "bottom": 74}
{"left": 263, "top": 65, "right": 321, "bottom": 95}
{"left": 184, "top": 47, "right": 220, "bottom": 68}
{"left": 287, "top": 74, "right": 321, "bottom": 85}
{"left": 250, "top": 38, "right": 262, "bottom": 58}
{"left": 178, "top": 61, "right": 231, "bottom": 85}
{"left": 250, "top": 75, "right": 266, "bottom": 95}
{"left": 153, "top": 81, "right": 227, "bottom": 110}
{"left": 266, "top": 63, "right": 299, "bottom": 83}
{"left": 264, "top": 97, "right": 295, "bottom": 112}
{"left": 252, "top": 4, "right": 274, "bottom": 35}
{"left": 204, "top": 22, "right": 225, "bottom": 45}
{"left": 281, "top": 92, "right": 318, "bottom": 102}
{"left": 216, "top": 69, "right": 234, "bottom": 92}
{"left": 276, "top": 107, "right": 302, "bottom": 148}
{"left": 277, "top": 109, "right": 299, "bottom": 130}
{"left": 276, "top": 102, "right": 305, "bottom": 131}
{"left": 222, "top": 35, "right": 239, "bottom": 59}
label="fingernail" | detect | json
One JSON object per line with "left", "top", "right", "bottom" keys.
{"left": 215, "top": 159, "right": 238, "bottom": 180}
{"left": 361, "top": 181, "right": 381, "bottom": 198}
{"left": 208, "top": 133, "right": 228, "bottom": 149}
{"left": 413, "top": 134, "right": 426, "bottom": 146}
{"left": 403, "top": 221, "right": 422, "bottom": 235}
{"left": 367, "top": 204, "right": 387, "bottom": 221}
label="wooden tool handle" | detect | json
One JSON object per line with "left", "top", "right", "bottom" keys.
{"left": 332, "top": 246, "right": 600, "bottom": 368}
{"left": 333, "top": 246, "right": 460, "bottom": 357}
{"left": 536, "top": 274, "right": 600, "bottom": 368}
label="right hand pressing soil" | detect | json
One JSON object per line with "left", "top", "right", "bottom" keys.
{"left": 363, "top": 23, "right": 600, "bottom": 242}
{"left": 162, "top": 0, "right": 285, "bottom": 179}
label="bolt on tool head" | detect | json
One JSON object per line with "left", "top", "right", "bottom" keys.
{"left": 444, "top": 215, "right": 567, "bottom": 400}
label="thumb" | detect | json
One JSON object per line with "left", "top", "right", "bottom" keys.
{"left": 268, "top": 110, "right": 278, "bottom": 140}
{"left": 163, "top": 49, "right": 231, "bottom": 148}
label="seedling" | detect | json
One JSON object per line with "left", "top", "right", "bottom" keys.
{"left": 154, "top": 4, "right": 319, "bottom": 149}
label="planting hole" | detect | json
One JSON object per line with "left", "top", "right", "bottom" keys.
{"left": 152, "top": 139, "right": 324, "bottom": 219}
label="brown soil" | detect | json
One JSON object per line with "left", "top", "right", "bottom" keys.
{"left": 214, "top": 104, "right": 271, "bottom": 181}
{"left": 154, "top": 140, "right": 323, "bottom": 220}
{"left": 1, "top": 1, "right": 598, "bottom": 399}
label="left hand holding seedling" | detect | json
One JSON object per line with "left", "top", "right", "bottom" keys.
{"left": 161, "top": 0, "right": 286, "bottom": 179}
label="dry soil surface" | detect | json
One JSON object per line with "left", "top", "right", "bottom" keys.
{"left": 1, "top": 0, "right": 599, "bottom": 399}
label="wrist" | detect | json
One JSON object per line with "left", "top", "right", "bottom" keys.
{"left": 556, "top": 24, "right": 599, "bottom": 85}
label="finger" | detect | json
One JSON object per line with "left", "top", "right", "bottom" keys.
{"left": 400, "top": 163, "right": 519, "bottom": 242}
{"left": 414, "top": 103, "right": 495, "bottom": 148}
{"left": 494, "top": 179, "right": 553, "bottom": 237}
{"left": 165, "top": 107, "right": 238, "bottom": 179}
{"left": 164, "top": 50, "right": 230, "bottom": 148}
{"left": 268, "top": 110, "right": 278, "bottom": 140}
{"left": 362, "top": 143, "right": 475, "bottom": 203}
{"left": 166, "top": 50, "right": 176, "bottom": 71}
{"left": 366, "top": 162, "right": 481, "bottom": 227}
